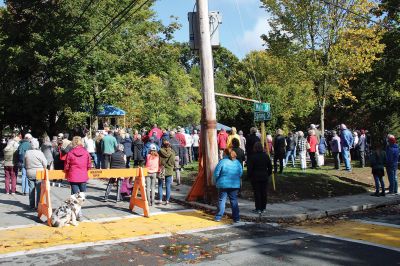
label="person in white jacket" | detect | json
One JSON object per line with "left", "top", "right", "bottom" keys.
{"left": 83, "top": 132, "right": 96, "bottom": 168}
{"left": 184, "top": 130, "right": 193, "bottom": 163}
{"left": 24, "top": 138, "right": 47, "bottom": 210}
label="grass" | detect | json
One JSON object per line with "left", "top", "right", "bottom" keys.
{"left": 181, "top": 158, "right": 372, "bottom": 203}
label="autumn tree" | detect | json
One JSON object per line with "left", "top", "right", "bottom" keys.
{"left": 261, "top": 0, "right": 385, "bottom": 131}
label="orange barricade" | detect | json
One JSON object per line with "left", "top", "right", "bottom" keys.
{"left": 36, "top": 167, "right": 150, "bottom": 226}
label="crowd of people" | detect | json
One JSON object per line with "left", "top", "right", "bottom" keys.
{"left": 1, "top": 122, "right": 399, "bottom": 223}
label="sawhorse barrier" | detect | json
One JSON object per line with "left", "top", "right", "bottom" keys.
{"left": 36, "top": 167, "right": 149, "bottom": 226}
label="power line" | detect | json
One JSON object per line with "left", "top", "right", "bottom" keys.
{"left": 76, "top": 0, "right": 152, "bottom": 61}
{"left": 70, "top": 0, "right": 96, "bottom": 30}
{"left": 70, "top": 0, "right": 142, "bottom": 61}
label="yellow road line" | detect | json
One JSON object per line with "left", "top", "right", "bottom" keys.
{"left": 296, "top": 220, "right": 400, "bottom": 248}
{"left": 0, "top": 211, "right": 228, "bottom": 255}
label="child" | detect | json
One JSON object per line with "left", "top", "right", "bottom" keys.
{"left": 370, "top": 142, "right": 386, "bottom": 197}
{"left": 145, "top": 144, "right": 159, "bottom": 206}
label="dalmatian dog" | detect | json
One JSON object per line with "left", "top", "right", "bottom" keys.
{"left": 51, "top": 192, "right": 86, "bottom": 227}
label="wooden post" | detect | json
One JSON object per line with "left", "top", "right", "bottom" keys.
{"left": 197, "top": 0, "right": 218, "bottom": 202}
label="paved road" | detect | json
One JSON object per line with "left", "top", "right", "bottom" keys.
{"left": 1, "top": 206, "right": 399, "bottom": 266}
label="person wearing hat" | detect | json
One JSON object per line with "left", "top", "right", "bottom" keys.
{"left": 386, "top": 135, "right": 399, "bottom": 195}
{"left": 145, "top": 144, "right": 159, "bottom": 205}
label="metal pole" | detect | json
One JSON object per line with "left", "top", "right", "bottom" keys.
{"left": 197, "top": 0, "right": 218, "bottom": 202}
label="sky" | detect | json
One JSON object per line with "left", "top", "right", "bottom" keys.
{"left": 153, "top": 0, "right": 271, "bottom": 58}
{"left": 0, "top": 0, "right": 271, "bottom": 59}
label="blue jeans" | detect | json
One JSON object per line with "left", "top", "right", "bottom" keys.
{"left": 373, "top": 175, "right": 385, "bottom": 194}
{"left": 342, "top": 148, "right": 351, "bottom": 170}
{"left": 387, "top": 167, "right": 398, "bottom": 193}
{"left": 285, "top": 150, "right": 295, "bottom": 167}
{"left": 70, "top": 182, "right": 87, "bottom": 194}
{"left": 158, "top": 176, "right": 172, "bottom": 201}
{"left": 27, "top": 177, "right": 41, "bottom": 209}
{"left": 21, "top": 167, "right": 29, "bottom": 194}
{"left": 90, "top": 153, "right": 98, "bottom": 169}
{"left": 95, "top": 153, "right": 103, "bottom": 169}
{"left": 215, "top": 188, "right": 240, "bottom": 222}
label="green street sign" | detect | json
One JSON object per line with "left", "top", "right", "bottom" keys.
{"left": 254, "top": 102, "right": 270, "bottom": 113}
{"left": 254, "top": 111, "right": 271, "bottom": 122}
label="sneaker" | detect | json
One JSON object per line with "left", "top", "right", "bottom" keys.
{"left": 233, "top": 220, "right": 240, "bottom": 223}
{"left": 215, "top": 218, "right": 221, "bottom": 222}
{"left": 371, "top": 193, "right": 380, "bottom": 197}
{"left": 11, "top": 193, "right": 15, "bottom": 195}
{"left": 155, "top": 200, "right": 161, "bottom": 205}
{"left": 251, "top": 209, "right": 261, "bottom": 214}
{"left": 163, "top": 201, "right": 169, "bottom": 205}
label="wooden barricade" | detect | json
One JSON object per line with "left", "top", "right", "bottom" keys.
{"left": 36, "top": 167, "right": 149, "bottom": 226}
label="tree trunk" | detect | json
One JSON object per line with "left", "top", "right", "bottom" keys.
{"left": 320, "top": 97, "right": 325, "bottom": 133}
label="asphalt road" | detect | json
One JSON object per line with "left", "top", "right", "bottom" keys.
{"left": 1, "top": 205, "right": 399, "bottom": 266}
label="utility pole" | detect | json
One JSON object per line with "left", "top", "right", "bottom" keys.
{"left": 197, "top": 0, "right": 218, "bottom": 202}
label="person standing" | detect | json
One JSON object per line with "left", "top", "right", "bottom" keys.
{"left": 227, "top": 127, "right": 240, "bottom": 149}
{"left": 192, "top": 130, "right": 200, "bottom": 161}
{"left": 104, "top": 144, "right": 126, "bottom": 202}
{"left": 169, "top": 131, "right": 182, "bottom": 185}
{"left": 330, "top": 131, "right": 342, "bottom": 170}
{"left": 83, "top": 132, "right": 96, "bottom": 168}
{"left": 176, "top": 128, "right": 187, "bottom": 166}
{"left": 184, "top": 129, "right": 193, "bottom": 163}
{"left": 297, "top": 131, "right": 307, "bottom": 170}
{"left": 217, "top": 129, "right": 228, "bottom": 160}
{"left": 3, "top": 139, "right": 19, "bottom": 194}
{"left": 94, "top": 132, "right": 104, "bottom": 169}
{"left": 358, "top": 129, "right": 368, "bottom": 168}
{"left": 307, "top": 130, "right": 318, "bottom": 169}
{"left": 158, "top": 140, "right": 175, "bottom": 205}
{"left": 18, "top": 133, "right": 32, "bottom": 195}
{"left": 285, "top": 132, "right": 296, "bottom": 168}
{"left": 386, "top": 135, "right": 399, "bottom": 195}
{"left": 145, "top": 144, "right": 159, "bottom": 206}
{"left": 121, "top": 132, "right": 133, "bottom": 168}
{"left": 213, "top": 149, "right": 243, "bottom": 223}
{"left": 370, "top": 142, "right": 386, "bottom": 197}
{"left": 273, "top": 129, "right": 286, "bottom": 174}
{"left": 247, "top": 142, "right": 272, "bottom": 214}
{"left": 238, "top": 130, "right": 246, "bottom": 153}
{"left": 318, "top": 136, "right": 328, "bottom": 166}
{"left": 102, "top": 131, "right": 117, "bottom": 169}
{"left": 231, "top": 138, "right": 245, "bottom": 167}
{"left": 24, "top": 139, "right": 47, "bottom": 209}
{"left": 41, "top": 136, "right": 54, "bottom": 170}
{"left": 132, "top": 134, "right": 145, "bottom": 166}
{"left": 149, "top": 124, "right": 163, "bottom": 140}
{"left": 340, "top": 124, "right": 354, "bottom": 172}
{"left": 245, "top": 127, "right": 260, "bottom": 158}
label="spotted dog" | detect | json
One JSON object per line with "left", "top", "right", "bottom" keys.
{"left": 51, "top": 192, "right": 86, "bottom": 227}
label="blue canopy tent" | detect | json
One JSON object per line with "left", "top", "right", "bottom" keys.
{"left": 97, "top": 105, "right": 126, "bottom": 128}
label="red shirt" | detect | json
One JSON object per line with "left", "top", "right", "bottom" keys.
{"left": 217, "top": 131, "right": 228, "bottom": 149}
{"left": 307, "top": 135, "right": 318, "bottom": 152}
{"left": 175, "top": 133, "right": 186, "bottom": 147}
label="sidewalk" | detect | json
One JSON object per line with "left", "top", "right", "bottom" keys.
{"left": 170, "top": 184, "right": 400, "bottom": 223}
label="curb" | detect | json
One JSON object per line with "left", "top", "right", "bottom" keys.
{"left": 170, "top": 195, "right": 400, "bottom": 223}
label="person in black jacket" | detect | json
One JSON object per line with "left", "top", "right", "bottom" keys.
{"left": 245, "top": 127, "right": 260, "bottom": 158}
{"left": 273, "top": 129, "right": 286, "bottom": 174}
{"left": 247, "top": 142, "right": 272, "bottom": 214}
{"left": 103, "top": 144, "right": 126, "bottom": 202}
{"left": 132, "top": 134, "right": 144, "bottom": 167}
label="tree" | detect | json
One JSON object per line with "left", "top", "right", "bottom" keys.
{"left": 261, "top": 0, "right": 385, "bottom": 131}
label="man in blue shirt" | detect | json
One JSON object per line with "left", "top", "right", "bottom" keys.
{"left": 340, "top": 124, "right": 354, "bottom": 171}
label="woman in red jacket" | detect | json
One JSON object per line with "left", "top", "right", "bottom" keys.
{"left": 307, "top": 130, "right": 318, "bottom": 169}
{"left": 65, "top": 136, "right": 91, "bottom": 194}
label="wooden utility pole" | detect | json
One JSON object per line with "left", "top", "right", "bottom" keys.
{"left": 197, "top": 0, "right": 218, "bottom": 202}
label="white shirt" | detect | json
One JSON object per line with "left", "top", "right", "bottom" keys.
{"left": 192, "top": 134, "right": 200, "bottom": 147}
{"left": 83, "top": 137, "right": 96, "bottom": 153}
{"left": 184, "top": 133, "right": 193, "bottom": 148}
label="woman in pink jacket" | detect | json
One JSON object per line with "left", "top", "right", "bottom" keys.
{"left": 65, "top": 136, "right": 91, "bottom": 195}
{"left": 145, "top": 144, "right": 159, "bottom": 206}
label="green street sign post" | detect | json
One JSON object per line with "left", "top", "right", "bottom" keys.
{"left": 254, "top": 102, "right": 271, "bottom": 122}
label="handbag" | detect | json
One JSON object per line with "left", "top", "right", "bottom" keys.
{"left": 158, "top": 165, "right": 166, "bottom": 179}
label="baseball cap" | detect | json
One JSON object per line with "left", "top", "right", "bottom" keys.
{"left": 150, "top": 144, "right": 157, "bottom": 151}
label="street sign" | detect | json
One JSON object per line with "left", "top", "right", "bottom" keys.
{"left": 254, "top": 111, "right": 271, "bottom": 122}
{"left": 254, "top": 102, "right": 270, "bottom": 113}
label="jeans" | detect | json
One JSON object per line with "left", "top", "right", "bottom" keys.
{"left": 333, "top": 152, "right": 341, "bottom": 169}
{"left": 21, "top": 167, "right": 29, "bottom": 194}
{"left": 4, "top": 166, "right": 17, "bottom": 194}
{"left": 342, "top": 148, "right": 351, "bottom": 171}
{"left": 387, "top": 167, "right": 398, "bottom": 193}
{"left": 95, "top": 153, "right": 103, "bottom": 169}
{"left": 90, "top": 153, "right": 98, "bottom": 169}
{"left": 27, "top": 177, "right": 41, "bottom": 209}
{"left": 285, "top": 150, "right": 295, "bottom": 167}
{"left": 103, "top": 154, "right": 112, "bottom": 169}
{"left": 70, "top": 182, "right": 87, "bottom": 194}
{"left": 215, "top": 188, "right": 239, "bottom": 222}
{"left": 104, "top": 178, "right": 122, "bottom": 201}
{"left": 299, "top": 151, "right": 307, "bottom": 169}
{"left": 146, "top": 173, "right": 157, "bottom": 204}
{"left": 374, "top": 175, "right": 385, "bottom": 194}
{"left": 158, "top": 176, "right": 172, "bottom": 201}
{"left": 252, "top": 181, "right": 267, "bottom": 211}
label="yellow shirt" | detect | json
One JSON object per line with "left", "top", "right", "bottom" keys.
{"left": 227, "top": 134, "right": 241, "bottom": 148}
